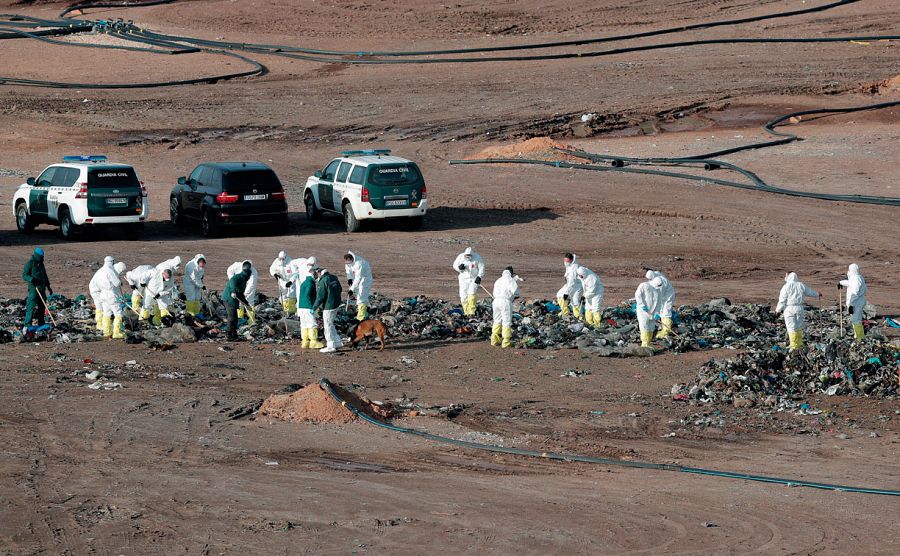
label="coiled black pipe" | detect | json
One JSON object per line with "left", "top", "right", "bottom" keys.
{"left": 450, "top": 100, "right": 900, "bottom": 206}
{"left": 320, "top": 379, "right": 900, "bottom": 496}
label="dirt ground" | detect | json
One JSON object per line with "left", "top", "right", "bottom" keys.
{"left": 1, "top": 0, "right": 899, "bottom": 553}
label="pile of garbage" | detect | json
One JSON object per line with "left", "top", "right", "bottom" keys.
{"left": 1, "top": 293, "right": 893, "bottom": 365}
{"left": 678, "top": 339, "right": 900, "bottom": 407}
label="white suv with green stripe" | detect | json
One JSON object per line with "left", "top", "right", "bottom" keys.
{"left": 13, "top": 155, "right": 148, "bottom": 239}
{"left": 303, "top": 149, "right": 427, "bottom": 232}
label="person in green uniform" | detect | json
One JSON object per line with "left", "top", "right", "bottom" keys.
{"left": 297, "top": 272, "right": 324, "bottom": 349}
{"left": 222, "top": 261, "right": 252, "bottom": 341}
{"left": 311, "top": 267, "right": 343, "bottom": 353}
{"left": 22, "top": 247, "right": 52, "bottom": 331}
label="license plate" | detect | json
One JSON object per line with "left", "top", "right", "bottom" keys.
{"left": 244, "top": 194, "right": 267, "bottom": 201}
{"left": 106, "top": 197, "right": 127, "bottom": 205}
{"left": 385, "top": 199, "right": 407, "bottom": 207}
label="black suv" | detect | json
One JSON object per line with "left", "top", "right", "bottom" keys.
{"left": 170, "top": 162, "right": 288, "bottom": 237}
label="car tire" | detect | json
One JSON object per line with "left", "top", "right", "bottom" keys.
{"left": 201, "top": 209, "right": 220, "bottom": 238}
{"left": 170, "top": 197, "right": 185, "bottom": 227}
{"left": 305, "top": 191, "right": 321, "bottom": 221}
{"left": 343, "top": 203, "right": 361, "bottom": 233}
{"left": 59, "top": 207, "right": 77, "bottom": 240}
{"left": 404, "top": 216, "right": 424, "bottom": 231}
{"left": 16, "top": 203, "right": 34, "bottom": 233}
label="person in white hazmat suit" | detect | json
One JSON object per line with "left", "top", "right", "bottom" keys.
{"left": 344, "top": 251, "right": 373, "bottom": 321}
{"left": 125, "top": 264, "right": 155, "bottom": 313}
{"left": 288, "top": 256, "right": 318, "bottom": 313}
{"left": 576, "top": 265, "right": 604, "bottom": 327}
{"left": 646, "top": 270, "right": 676, "bottom": 338}
{"left": 490, "top": 266, "right": 521, "bottom": 348}
{"left": 270, "top": 251, "right": 297, "bottom": 314}
{"left": 140, "top": 267, "right": 174, "bottom": 326}
{"left": 635, "top": 275, "right": 664, "bottom": 347}
{"left": 182, "top": 255, "right": 206, "bottom": 316}
{"left": 98, "top": 262, "right": 128, "bottom": 339}
{"left": 775, "top": 272, "right": 821, "bottom": 351}
{"left": 89, "top": 256, "right": 116, "bottom": 332}
{"left": 227, "top": 260, "right": 258, "bottom": 320}
{"left": 839, "top": 263, "right": 868, "bottom": 339}
{"left": 155, "top": 255, "right": 183, "bottom": 308}
{"left": 452, "top": 247, "right": 485, "bottom": 316}
{"left": 556, "top": 253, "right": 583, "bottom": 320}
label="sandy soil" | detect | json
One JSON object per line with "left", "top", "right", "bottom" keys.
{"left": 1, "top": 0, "right": 899, "bottom": 553}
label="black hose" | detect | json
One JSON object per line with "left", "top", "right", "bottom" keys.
{"left": 320, "top": 379, "right": 900, "bottom": 496}
{"left": 450, "top": 99, "right": 900, "bottom": 207}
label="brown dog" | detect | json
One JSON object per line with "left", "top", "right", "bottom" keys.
{"left": 348, "top": 319, "right": 388, "bottom": 351}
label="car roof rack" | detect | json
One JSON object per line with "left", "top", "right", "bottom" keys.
{"left": 62, "top": 155, "right": 108, "bottom": 162}
{"left": 341, "top": 149, "right": 391, "bottom": 157}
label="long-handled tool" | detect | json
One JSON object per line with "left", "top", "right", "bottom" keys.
{"left": 479, "top": 284, "right": 494, "bottom": 300}
{"left": 35, "top": 288, "right": 58, "bottom": 327}
{"left": 238, "top": 299, "right": 256, "bottom": 324}
{"left": 838, "top": 285, "right": 844, "bottom": 339}
{"left": 653, "top": 316, "right": 684, "bottom": 340}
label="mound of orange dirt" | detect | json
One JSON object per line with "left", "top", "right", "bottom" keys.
{"left": 467, "top": 137, "right": 582, "bottom": 162}
{"left": 258, "top": 383, "right": 394, "bottom": 424}
{"left": 862, "top": 74, "right": 900, "bottom": 95}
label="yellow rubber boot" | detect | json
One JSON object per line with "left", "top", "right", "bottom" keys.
{"left": 465, "top": 294, "right": 477, "bottom": 316}
{"left": 501, "top": 326, "right": 513, "bottom": 348}
{"left": 101, "top": 315, "right": 112, "bottom": 338}
{"left": 640, "top": 331, "right": 653, "bottom": 348}
{"left": 112, "top": 315, "right": 125, "bottom": 339}
{"left": 584, "top": 310, "right": 593, "bottom": 325}
{"left": 852, "top": 323, "right": 865, "bottom": 339}
{"left": 656, "top": 317, "right": 672, "bottom": 339}
{"left": 490, "top": 324, "right": 502, "bottom": 346}
{"left": 94, "top": 308, "right": 103, "bottom": 331}
{"left": 572, "top": 305, "right": 583, "bottom": 321}
{"left": 558, "top": 297, "right": 570, "bottom": 317}
{"left": 356, "top": 303, "right": 368, "bottom": 321}
{"left": 300, "top": 328, "right": 310, "bottom": 349}
{"left": 139, "top": 308, "right": 151, "bottom": 321}
{"left": 184, "top": 300, "right": 198, "bottom": 315}
{"left": 284, "top": 299, "right": 297, "bottom": 314}
{"left": 131, "top": 291, "right": 141, "bottom": 312}
{"left": 237, "top": 307, "right": 245, "bottom": 319}
{"left": 152, "top": 306, "right": 162, "bottom": 326}
{"left": 788, "top": 331, "right": 804, "bottom": 351}
{"left": 309, "top": 329, "right": 324, "bottom": 349}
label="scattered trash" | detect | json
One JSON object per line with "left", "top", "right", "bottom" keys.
{"left": 398, "top": 356, "right": 418, "bottom": 366}
{"left": 560, "top": 369, "right": 591, "bottom": 378}
{"left": 85, "top": 370, "right": 100, "bottom": 381}
{"left": 590, "top": 410, "right": 606, "bottom": 415}
{"left": 703, "top": 522, "right": 719, "bottom": 528}
{"left": 88, "top": 381, "right": 122, "bottom": 390}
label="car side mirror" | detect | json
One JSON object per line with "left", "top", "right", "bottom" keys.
{"left": 177, "top": 176, "right": 186, "bottom": 185}
{"left": 314, "top": 170, "right": 323, "bottom": 178}
{"left": 26, "top": 177, "right": 35, "bottom": 186}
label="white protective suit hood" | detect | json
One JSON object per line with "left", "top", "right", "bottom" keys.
{"left": 650, "top": 276, "right": 664, "bottom": 288}
{"left": 785, "top": 272, "right": 798, "bottom": 283}
{"left": 113, "top": 262, "right": 127, "bottom": 274}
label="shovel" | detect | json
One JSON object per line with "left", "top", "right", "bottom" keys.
{"left": 479, "top": 284, "right": 494, "bottom": 300}
{"left": 238, "top": 299, "right": 257, "bottom": 324}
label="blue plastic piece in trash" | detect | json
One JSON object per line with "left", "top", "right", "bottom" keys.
{"left": 885, "top": 317, "right": 900, "bottom": 329}
{"left": 448, "top": 308, "right": 463, "bottom": 316}
{"left": 26, "top": 324, "right": 53, "bottom": 334}
{"left": 771, "top": 345, "right": 781, "bottom": 351}
{"left": 545, "top": 302, "right": 560, "bottom": 312}
{"left": 867, "top": 357, "right": 882, "bottom": 366}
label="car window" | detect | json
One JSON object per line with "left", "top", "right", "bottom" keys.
{"left": 198, "top": 167, "right": 216, "bottom": 191}
{"left": 367, "top": 163, "right": 423, "bottom": 187}
{"left": 189, "top": 166, "right": 204, "bottom": 186}
{"left": 36, "top": 167, "right": 56, "bottom": 187}
{"left": 322, "top": 160, "right": 340, "bottom": 181}
{"left": 348, "top": 165, "right": 365, "bottom": 185}
{"left": 223, "top": 169, "right": 282, "bottom": 193}
{"left": 88, "top": 167, "right": 140, "bottom": 190}
{"left": 336, "top": 162, "right": 352, "bottom": 183}
{"left": 52, "top": 167, "right": 79, "bottom": 188}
